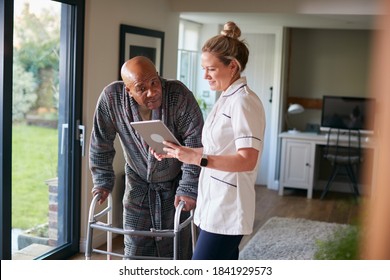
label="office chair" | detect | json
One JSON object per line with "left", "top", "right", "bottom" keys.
{"left": 320, "top": 128, "right": 362, "bottom": 200}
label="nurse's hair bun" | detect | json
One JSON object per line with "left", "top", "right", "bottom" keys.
{"left": 220, "top": 21, "right": 241, "bottom": 40}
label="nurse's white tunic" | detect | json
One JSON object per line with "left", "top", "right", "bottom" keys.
{"left": 194, "top": 77, "right": 266, "bottom": 235}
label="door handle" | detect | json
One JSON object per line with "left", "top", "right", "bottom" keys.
{"left": 61, "top": 122, "right": 85, "bottom": 156}
{"left": 269, "top": 86, "right": 273, "bottom": 103}
{"left": 60, "top": 123, "right": 68, "bottom": 155}
{"left": 77, "top": 120, "right": 85, "bottom": 157}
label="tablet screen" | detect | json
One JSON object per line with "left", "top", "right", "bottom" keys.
{"left": 130, "top": 120, "right": 180, "bottom": 154}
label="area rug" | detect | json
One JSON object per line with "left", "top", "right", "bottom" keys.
{"left": 239, "top": 217, "right": 349, "bottom": 260}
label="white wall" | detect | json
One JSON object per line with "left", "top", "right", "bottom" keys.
{"left": 80, "top": 0, "right": 181, "bottom": 251}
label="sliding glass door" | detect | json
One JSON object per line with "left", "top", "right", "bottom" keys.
{"left": 1, "top": 0, "right": 84, "bottom": 260}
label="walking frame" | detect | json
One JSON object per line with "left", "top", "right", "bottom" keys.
{"left": 85, "top": 193, "right": 197, "bottom": 260}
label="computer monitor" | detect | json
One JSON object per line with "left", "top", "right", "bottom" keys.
{"left": 320, "top": 95, "right": 375, "bottom": 135}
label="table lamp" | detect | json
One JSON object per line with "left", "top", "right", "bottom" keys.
{"left": 286, "top": 103, "right": 304, "bottom": 133}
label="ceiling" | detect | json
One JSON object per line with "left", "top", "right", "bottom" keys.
{"left": 180, "top": 12, "right": 377, "bottom": 30}
{"left": 172, "top": 0, "right": 380, "bottom": 30}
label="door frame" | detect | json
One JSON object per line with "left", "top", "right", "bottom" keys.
{"left": 0, "top": 0, "right": 13, "bottom": 260}
{"left": 240, "top": 25, "right": 285, "bottom": 190}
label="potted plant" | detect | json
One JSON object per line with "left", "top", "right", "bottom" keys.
{"left": 314, "top": 224, "right": 360, "bottom": 260}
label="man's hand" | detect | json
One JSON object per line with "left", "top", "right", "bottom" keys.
{"left": 175, "top": 195, "right": 196, "bottom": 211}
{"left": 92, "top": 189, "right": 110, "bottom": 205}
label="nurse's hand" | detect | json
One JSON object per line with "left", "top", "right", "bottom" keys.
{"left": 149, "top": 143, "right": 177, "bottom": 161}
{"left": 164, "top": 141, "right": 203, "bottom": 165}
{"left": 151, "top": 141, "right": 201, "bottom": 166}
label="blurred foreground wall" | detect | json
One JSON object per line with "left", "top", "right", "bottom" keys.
{"left": 361, "top": 0, "right": 390, "bottom": 260}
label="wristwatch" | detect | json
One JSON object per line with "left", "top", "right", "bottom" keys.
{"left": 200, "top": 154, "right": 208, "bottom": 167}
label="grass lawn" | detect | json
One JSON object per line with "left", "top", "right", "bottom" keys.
{"left": 12, "top": 124, "right": 58, "bottom": 229}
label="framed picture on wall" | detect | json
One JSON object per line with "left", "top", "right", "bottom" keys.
{"left": 119, "top": 24, "right": 165, "bottom": 79}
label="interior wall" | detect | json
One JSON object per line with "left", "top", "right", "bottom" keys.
{"left": 80, "top": 0, "right": 180, "bottom": 251}
{"left": 289, "top": 28, "right": 371, "bottom": 99}
{"left": 286, "top": 28, "right": 372, "bottom": 131}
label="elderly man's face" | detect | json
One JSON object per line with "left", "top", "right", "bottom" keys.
{"left": 126, "top": 70, "right": 162, "bottom": 110}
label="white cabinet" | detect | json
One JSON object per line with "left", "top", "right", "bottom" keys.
{"left": 278, "top": 131, "right": 376, "bottom": 199}
{"left": 279, "top": 136, "right": 316, "bottom": 199}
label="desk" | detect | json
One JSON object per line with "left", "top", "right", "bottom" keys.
{"left": 278, "top": 131, "right": 376, "bottom": 199}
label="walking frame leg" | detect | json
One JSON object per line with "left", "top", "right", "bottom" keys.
{"left": 85, "top": 193, "right": 113, "bottom": 260}
{"left": 191, "top": 211, "right": 197, "bottom": 252}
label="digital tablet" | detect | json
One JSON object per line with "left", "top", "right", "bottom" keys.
{"left": 130, "top": 120, "right": 181, "bottom": 154}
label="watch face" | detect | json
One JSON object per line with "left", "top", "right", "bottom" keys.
{"left": 200, "top": 157, "right": 208, "bottom": 167}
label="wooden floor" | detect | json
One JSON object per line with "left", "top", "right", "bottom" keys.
{"left": 69, "top": 185, "right": 362, "bottom": 260}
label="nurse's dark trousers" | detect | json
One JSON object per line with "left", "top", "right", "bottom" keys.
{"left": 191, "top": 228, "right": 243, "bottom": 260}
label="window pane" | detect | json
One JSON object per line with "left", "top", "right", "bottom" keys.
{"left": 12, "top": 0, "right": 63, "bottom": 259}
